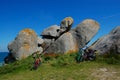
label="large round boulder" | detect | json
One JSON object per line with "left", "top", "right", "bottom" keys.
{"left": 75, "top": 19, "right": 100, "bottom": 45}
{"left": 7, "top": 28, "right": 43, "bottom": 60}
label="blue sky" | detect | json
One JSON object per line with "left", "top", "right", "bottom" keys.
{"left": 0, "top": 0, "right": 120, "bottom": 52}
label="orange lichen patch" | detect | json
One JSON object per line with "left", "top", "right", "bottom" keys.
{"left": 23, "top": 43, "right": 30, "bottom": 50}
{"left": 22, "top": 53, "right": 26, "bottom": 59}
{"left": 43, "top": 53, "right": 66, "bottom": 57}
{"left": 63, "top": 17, "right": 74, "bottom": 24}
{"left": 75, "top": 43, "right": 79, "bottom": 51}
{"left": 44, "top": 53, "right": 59, "bottom": 57}
{"left": 66, "top": 49, "right": 78, "bottom": 54}
{"left": 21, "top": 28, "right": 37, "bottom": 36}
{"left": 66, "top": 42, "right": 79, "bottom": 54}
{"left": 65, "top": 46, "right": 78, "bottom": 54}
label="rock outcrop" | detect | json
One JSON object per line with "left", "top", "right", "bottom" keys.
{"left": 7, "top": 17, "right": 100, "bottom": 61}
{"left": 43, "top": 18, "right": 100, "bottom": 54}
{"left": 90, "top": 26, "right": 120, "bottom": 54}
{"left": 7, "top": 28, "right": 43, "bottom": 60}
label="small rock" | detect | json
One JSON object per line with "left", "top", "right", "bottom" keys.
{"left": 99, "top": 68, "right": 108, "bottom": 72}
{"left": 60, "top": 17, "right": 74, "bottom": 33}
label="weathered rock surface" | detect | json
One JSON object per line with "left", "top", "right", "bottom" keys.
{"left": 44, "top": 32, "right": 78, "bottom": 54}
{"left": 41, "top": 25, "right": 60, "bottom": 38}
{"left": 7, "top": 17, "right": 100, "bottom": 61}
{"left": 43, "top": 19, "right": 100, "bottom": 54}
{"left": 7, "top": 28, "right": 43, "bottom": 60}
{"left": 90, "top": 26, "right": 120, "bottom": 54}
{"left": 75, "top": 19, "right": 100, "bottom": 45}
{"left": 37, "top": 36, "right": 44, "bottom": 53}
{"left": 37, "top": 36, "right": 44, "bottom": 45}
{"left": 41, "top": 25, "right": 61, "bottom": 50}
{"left": 60, "top": 17, "right": 74, "bottom": 33}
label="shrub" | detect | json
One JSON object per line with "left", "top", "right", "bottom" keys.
{"left": 0, "top": 56, "right": 33, "bottom": 75}
{"left": 96, "top": 53, "right": 120, "bottom": 65}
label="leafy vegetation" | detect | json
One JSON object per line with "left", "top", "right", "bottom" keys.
{"left": 96, "top": 53, "right": 120, "bottom": 65}
{"left": 0, "top": 52, "right": 120, "bottom": 80}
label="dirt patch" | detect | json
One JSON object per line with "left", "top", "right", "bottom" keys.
{"left": 91, "top": 68, "right": 120, "bottom": 80}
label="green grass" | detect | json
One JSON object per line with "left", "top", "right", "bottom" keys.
{"left": 0, "top": 53, "right": 120, "bottom": 80}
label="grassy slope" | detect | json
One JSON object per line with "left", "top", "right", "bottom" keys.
{"left": 0, "top": 53, "right": 120, "bottom": 80}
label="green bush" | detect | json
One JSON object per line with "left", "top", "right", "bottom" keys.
{"left": 96, "top": 53, "right": 120, "bottom": 65}
{"left": 0, "top": 56, "right": 33, "bottom": 75}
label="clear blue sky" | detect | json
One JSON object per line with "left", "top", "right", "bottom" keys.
{"left": 0, "top": 0, "right": 120, "bottom": 52}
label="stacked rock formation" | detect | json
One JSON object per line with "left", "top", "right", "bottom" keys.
{"left": 42, "top": 17, "right": 100, "bottom": 55}
{"left": 6, "top": 17, "right": 100, "bottom": 61}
